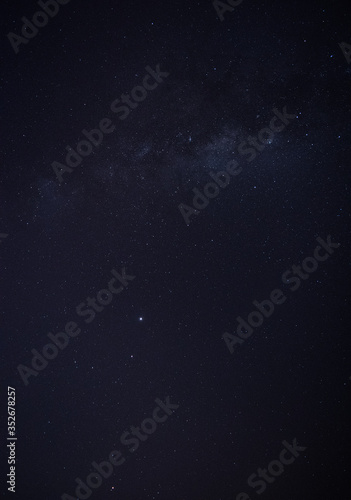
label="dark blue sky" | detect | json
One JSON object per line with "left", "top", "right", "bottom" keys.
{"left": 1, "top": 0, "right": 351, "bottom": 499}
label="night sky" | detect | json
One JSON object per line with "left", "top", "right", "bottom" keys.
{"left": 1, "top": 0, "right": 351, "bottom": 499}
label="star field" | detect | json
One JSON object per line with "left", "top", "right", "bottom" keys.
{"left": 1, "top": 0, "right": 351, "bottom": 499}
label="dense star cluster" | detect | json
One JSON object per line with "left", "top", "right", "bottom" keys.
{"left": 1, "top": 0, "right": 351, "bottom": 499}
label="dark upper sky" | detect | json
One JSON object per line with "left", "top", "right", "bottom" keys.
{"left": 1, "top": 0, "right": 351, "bottom": 499}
